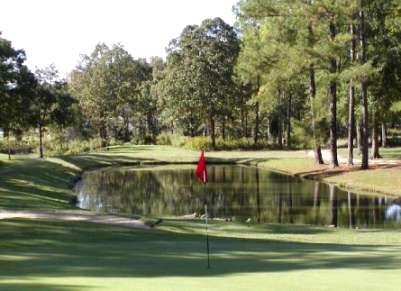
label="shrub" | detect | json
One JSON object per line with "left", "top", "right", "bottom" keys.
{"left": 0, "top": 138, "right": 34, "bottom": 154}
{"left": 156, "top": 133, "right": 188, "bottom": 147}
{"left": 183, "top": 136, "right": 212, "bottom": 151}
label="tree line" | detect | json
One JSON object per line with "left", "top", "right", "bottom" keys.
{"left": 1, "top": 0, "right": 401, "bottom": 170}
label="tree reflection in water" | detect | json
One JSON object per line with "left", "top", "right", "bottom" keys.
{"left": 76, "top": 165, "right": 400, "bottom": 228}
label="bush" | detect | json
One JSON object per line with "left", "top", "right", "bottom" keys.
{"left": 40, "top": 138, "right": 103, "bottom": 156}
{"left": 0, "top": 137, "right": 34, "bottom": 154}
{"left": 156, "top": 133, "right": 188, "bottom": 147}
{"left": 183, "top": 136, "right": 212, "bottom": 151}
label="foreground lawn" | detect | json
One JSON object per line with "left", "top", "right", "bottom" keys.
{"left": 1, "top": 219, "right": 400, "bottom": 291}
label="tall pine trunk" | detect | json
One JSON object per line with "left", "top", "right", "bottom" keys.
{"left": 278, "top": 118, "right": 283, "bottom": 149}
{"left": 254, "top": 102, "right": 260, "bottom": 145}
{"left": 221, "top": 117, "right": 226, "bottom": 140}
{"left": 356, "top": 120, "right": 362, "bottom": 153}
{"left": 99, "top": 121, "right": 108, "bottom": 148}
{"left": 360, "top": 3, "right": 369, "bottom": 169}
{"left": 308, "top": 21, "right": 324, "bottom": 165}
{"left": 348, "top": 20, "right": 356, "bottom": 165}
{"left": 371, "top": 110, "right": 381, "bottom": 158}
{"left": 7, "top": 130, "right": 11, "bottom": 160}
{"left": 287, "top": 94, "right": 292, "bottom": 149}
{"left": 329, "top": 19, "right": 339, "bottom": 168}
{"left": 309, "top": 64, "right": 324, "bottom": 164}
{"left": 39, "top": 124, "right": 44, "bottom": 159}
{"left": 381, "top": 123, "right": 387, "bottom": 147}
{"left": 210, "top": 117, "right": 216, "bottom": 149}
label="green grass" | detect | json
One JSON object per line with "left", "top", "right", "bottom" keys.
{"left": 2, "top": 144, "right": 401, "bottom": 211}
{"left": 0, "top": 146, "right": 313, "bottom": 210}
{"left": 2, "top": 145, "right": 401, "bottom": 290}
{"left": 1, "top": 219, "right": 401, "bottom": 291}
{"left": 338, "top": 146, "right": 401, "bottom": 160}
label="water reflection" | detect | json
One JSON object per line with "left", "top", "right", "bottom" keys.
{"left": 75, "top": 165, "right": 401, "bottom": 228}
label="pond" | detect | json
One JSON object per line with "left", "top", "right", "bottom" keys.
{"left": 75, "top": 164, "right": 401, "bottom": 228}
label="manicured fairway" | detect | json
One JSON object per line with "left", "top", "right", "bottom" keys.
{"left": 1, "top": 145, "right": 401, "bottom": 290}
{"left": 1, "top": 219, "right": 401, "bottom": 291}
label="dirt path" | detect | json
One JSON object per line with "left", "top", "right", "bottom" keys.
{"left": 0, "top": 210, "right": 151, "bottom": 229}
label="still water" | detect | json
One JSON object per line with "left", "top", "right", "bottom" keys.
{"left": 75, "top": 164, "right": 401, "bottom": 228}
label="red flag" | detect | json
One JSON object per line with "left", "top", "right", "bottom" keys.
{"left": 195, "top": 150, "right": 208, "bottom": 183}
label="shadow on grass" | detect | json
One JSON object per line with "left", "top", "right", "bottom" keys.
{"left": 0, "top": 283, "right": 87, "bottom": 291}
{"left": 0, "top": 219, "right": 400, "bottom": 289}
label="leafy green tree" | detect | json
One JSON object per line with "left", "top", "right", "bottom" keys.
{"left": 0, "top": 34, "right": 36, "bottom": 159}
{"left": 161, "top": 18, "right": 240, "bottom": 148}
{"left": 31, "top": 66, "right": 74, "bottom": 158}
{"left": 70, "top": 44, "right": 152, "bottom": 145}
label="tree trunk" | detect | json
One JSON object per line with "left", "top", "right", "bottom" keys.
{"left": 99, "top": 121, "right": 108, "bottom": 148}
{"left": 381, "top": 123, "right": 387, "bottom": 147}
{"left": 39, "top": 124, "right": 44, "bottom": 159}
{"left": 371, "top": 111, "right": 381, "bottom": 159}
{"left": 245, "top": 111, "right": 249, "bottom": 138}
{"left": 287, "top": 94, "right": 292, "bottom": 149}
{"left": 348, "top": 20, "right": 356, "bottom": 165}
{"left": 329, "top": 19, "right": 339, "bottom": 168}
{"left": 240, "top": 100, "right": 247, "bottom": 138}
{"left": 254, "top": 102, "right": 260, "bottom": 145}
{"left": 278, "top": 118, "right": 283, "bottom": 149}
{"left": 360, "top": 2, "right": 369, "bottom": 169}
{"left": 7, "top": 131, "right": 11, "bottom": 160}
{"left": 210, "top": 117, "right": 216, "bottom": 149}
{"left": 356, "top": 120, "right": 362, "bottom": 154}
{"left": 124, "top": 116, "right": 131, "bottom": 142}
{"left": 308, "top": 22, "right": 324, "bottom": 165}
{"left": 309, "top": 64, "right": 324, "bottom": 165}
{"left": 221, "top": 117, "right": 226, "bottom": 140}
{"left": 315, "top": 145, "right": 324, "bottom": 165}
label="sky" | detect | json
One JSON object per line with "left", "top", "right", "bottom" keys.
{"left": 0, "top": 0, "right": 238, "bottom": 78}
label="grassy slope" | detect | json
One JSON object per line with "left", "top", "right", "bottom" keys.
{"left": 0, "top": 146, "right": 313, "bottom": 210}
{"left": 2, "top": 145, "right": 401, "bottom": 210}
{"left": 1, "top": 145, "right": 401, "bottom": 290}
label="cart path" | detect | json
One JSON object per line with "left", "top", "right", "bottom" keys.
{"left": 0, "top": 209, "right": 151, "bottom": 229}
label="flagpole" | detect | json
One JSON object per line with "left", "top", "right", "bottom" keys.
{"left": 205, "top": 202, "right": 210, "bottom": 269}
{"left": 196, "top": 149, "right": 210, "bottom": 269}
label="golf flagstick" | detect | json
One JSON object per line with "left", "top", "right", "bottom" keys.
{"left": 205, "top": 202, "right": 210, "bottom": 269}
{"left": 195, "top": 150, "right": 210, "bottom": 269}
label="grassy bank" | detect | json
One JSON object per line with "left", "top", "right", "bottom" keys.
{"left": 0, "top": 145, "right": 313, "bottom": 210}
{"left": 1, "top": 145, "right": 401, "bottom": 290}
{"left": 1, "top": 145, "right": 401, "bottom": 211}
